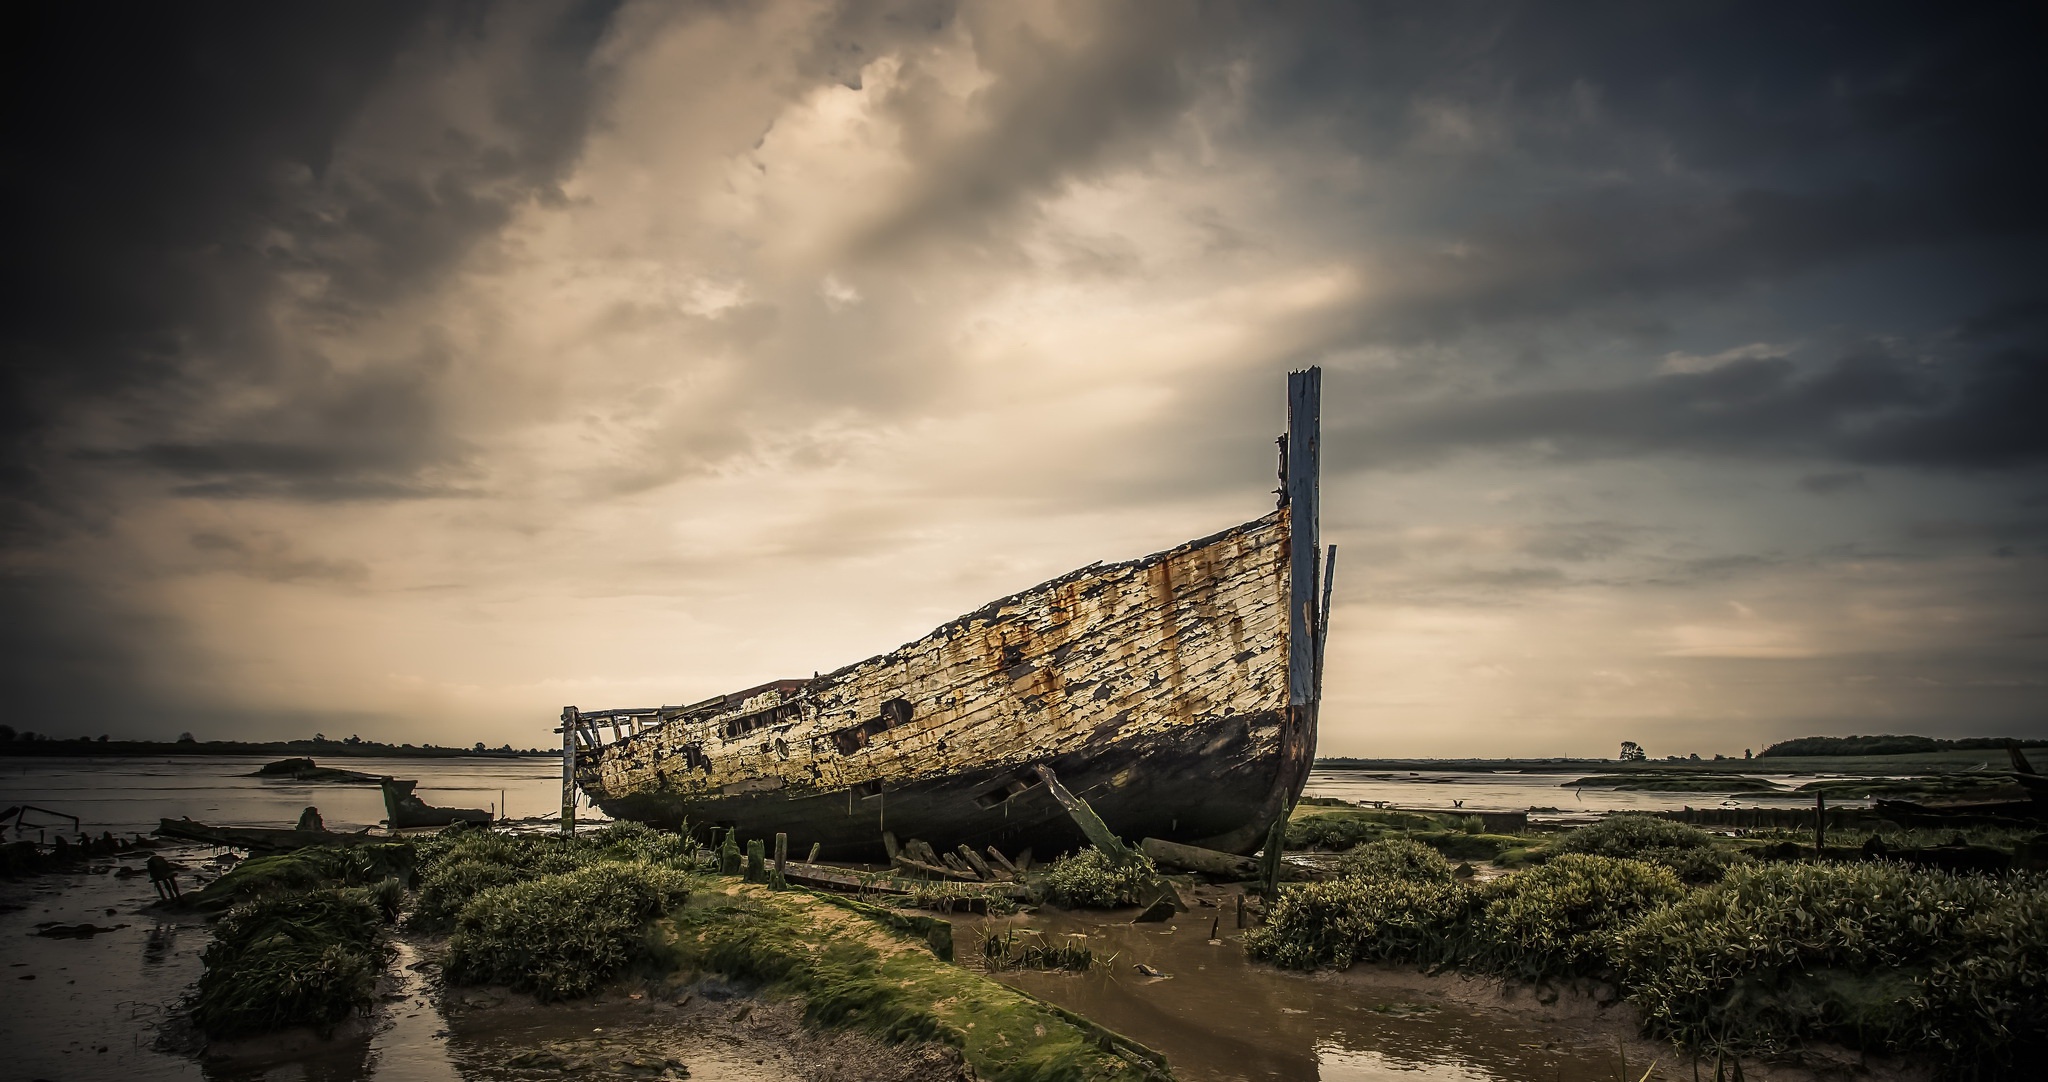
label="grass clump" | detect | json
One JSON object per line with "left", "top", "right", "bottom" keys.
{"left": 979, "top": 928, "right": 1093, "bottom": 971}
{"left": 1040, "top": 847, "right": 1159, "bottom": 909}
{"left": 1615, "top": 863, "right": 2048, "bottom": 1076}
{"left": 408, "top": 822, "right": 697, "bottom": 932}
{"left": 190, "top": 886, "right": 392, "bottom": 1037}
{"left": 1245, "top": 875, "right": 1470, "bottom": 970}
{"left": 444, "top": 861, "right": 693, "bottom": 1001}
{"left": 1466, "top": 854, "right": 1684, "bottom": 980}
{"left": 1332, "top": 837, "right": 1457, "bottom": 883}
{"left": 1559, "top": 814, "right": 1728, "bottom": 884}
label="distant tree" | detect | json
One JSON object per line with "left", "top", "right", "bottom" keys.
{"left": 1619, "top": 740, "right": 1647, "bottom": 762}
{"left": 0, "top": 724, "right": 14, "bottom": 742}
{"left": 314, "top": 732, "right": 328, "bottom": 742}
{"left": 345, "top": 734, "right": 362, "bottom": 745}
{"left": 97, "top": 734, "right": 109, "bottom": 742}
{"left": 176, "top": 732, "right": 195, "bottom": 743}
{"left": 1744, "top": 748, "right": 1752, "bottom": 759}
{"left": 474, "top": 741, "right": 486, "bottom": 753}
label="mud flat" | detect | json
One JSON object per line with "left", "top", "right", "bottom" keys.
{"left": 953, "top": 881, "right": 1884, "bottom": 1082}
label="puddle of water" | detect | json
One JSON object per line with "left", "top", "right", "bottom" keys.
{"left": 0, "top": 850, "right": 210, "bottom": 1082}
{"left": 959, "top": 888, "right": 1644, "bottom": 1082}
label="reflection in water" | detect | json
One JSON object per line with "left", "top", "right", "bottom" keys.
{"left": 1317, "top": 1043, "right": 1492, "bottom": 1082}
{"left": 963, "top": 889, "right": 1630, "bottom": 1082}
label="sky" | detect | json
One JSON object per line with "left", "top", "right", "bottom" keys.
{"left": 1, "top": 1, "right": 2043, "bottom": 758}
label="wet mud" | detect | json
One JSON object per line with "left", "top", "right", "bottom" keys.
{"left": 958, "top": 882, "right": 1930, "bottom": 1082}
{"left": 0, "top": 787, "right": 1934, "bottom": 1082}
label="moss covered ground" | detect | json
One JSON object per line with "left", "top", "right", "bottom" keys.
{"left": 659, "top": 882, "right": 1169, "bottom": 1081}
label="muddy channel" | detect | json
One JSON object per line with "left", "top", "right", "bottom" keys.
{"left": 4, "top": 852, "right": 1925, "bottom": 1082}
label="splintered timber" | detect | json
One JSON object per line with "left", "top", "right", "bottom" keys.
{"left": 557, "top": 369, "right": 1332, "bottom": 860}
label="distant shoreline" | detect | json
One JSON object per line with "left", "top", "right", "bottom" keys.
{"left": 0, "top": 739, "right": 554, "bottom": 760}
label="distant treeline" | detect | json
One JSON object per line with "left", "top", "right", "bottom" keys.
{"left": 1759, "top": 734, "right": 2048, "bottom": 757}
{"left": 0, "top": 729, "right": 552, "bottom": 759}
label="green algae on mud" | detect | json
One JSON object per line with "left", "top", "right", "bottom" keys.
{"left": 657, "top": 882, "right": 1171, "bottom": 1081}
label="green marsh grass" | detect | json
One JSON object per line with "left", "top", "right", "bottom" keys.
{"left": 1040, "top": 848, "right": 1161, "bottom": 909}
{"left": 443, "top": 860, "right": 694, "bottom": 1001}
{"left": 191, "top": 886, "right": 393, "bottom": 1037}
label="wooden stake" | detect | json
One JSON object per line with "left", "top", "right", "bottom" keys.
{"left": 746, "top": 838, "right": 766, "bottom": 883}
{"left": 806, "top": 841, "right": 822, "bottom": 864}
{"left": 1259, "top": 817, "right": 1287, "bottom": 898}
{"left": 559, "top": 707, "right": 579, "bottom": 836}
{"left": 1235, "top": 892, "right": 1246, "bottom": 929}
{"left": 773, "top": 832, "right": 788, "bottom": 888}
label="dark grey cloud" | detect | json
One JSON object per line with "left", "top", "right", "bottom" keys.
{"left": 0, "top": 0, "right": 619, "bottom": 523}
{"left": 1332, "top": 341, "right": 2048, "bottom": 472}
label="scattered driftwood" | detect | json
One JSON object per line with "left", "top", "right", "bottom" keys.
{"left": 155, "top": 817, "right": 378, "bottom": 853}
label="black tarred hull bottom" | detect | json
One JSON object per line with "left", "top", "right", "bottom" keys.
{"left": 583, "top": 709, "right": 1286, "bottom": 862}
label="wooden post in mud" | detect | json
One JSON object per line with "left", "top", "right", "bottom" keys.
{"left": 1259, "top": 816, "right": 1287, "bottom": 899}
{"left": 773, "top": 832, "right": 788, "bottom": 888}
{"left": 746, "top": 838, "right": 766, "bottom": 883}
{"left": 559, "top": 706, "right": 578, "bottom": 836}
{"left": 1815, "top": 793, "right": 1827, "bottom": 855}
{"left": 807, "top": 841, "right": 822, "bottom": 864}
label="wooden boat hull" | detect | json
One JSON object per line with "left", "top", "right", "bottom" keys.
{"left": 577, "top": 512, "right": 1313, "bottom": 860}
{"left": 569, "top": 368, "right": 1327, "bottom": 861}
{"left": 594, "top": 705, "right": 1294, "bottom": 860}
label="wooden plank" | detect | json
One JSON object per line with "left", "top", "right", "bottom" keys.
{"left": 1036, "top": 764, "right": 1131, "bottom": 861}
{"left": 1142, "top": 836, "right": 1257, "bottom": 878}
{"left": 1286, "top": 366, "right": 1321, "bottom": 709}
{"left": 1142, "top": 836, "right": 1328, "bottom": 881}
{"left": 892, "top": 854, "right": 980, "bottom": 881}
{"left": 985, "top": 846, "right": 1020, "bottom": 875}
{"left": 956, "top": 845, "right": 1001, "bottom": 880}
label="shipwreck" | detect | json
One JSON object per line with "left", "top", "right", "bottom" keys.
{"left": 557, "top": 368, "right": 1332, "bottom": 861}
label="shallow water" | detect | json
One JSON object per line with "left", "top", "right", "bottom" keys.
{"left": 0, "top": 756, "right": 584, "bottom": 839}
{"left": 961, "top": 892, "right": 1655, "bottom": 1082}
{"left": 1302, "top": 769, "right": 1868, "bottom": 819}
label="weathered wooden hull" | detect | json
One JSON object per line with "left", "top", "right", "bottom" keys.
{"left": 576, "top": 510, "right": 1314, "bottom": 860}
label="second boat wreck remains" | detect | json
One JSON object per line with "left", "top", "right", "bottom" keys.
{"left": 560, "top": 368, "right": 1332, "bottom": 861}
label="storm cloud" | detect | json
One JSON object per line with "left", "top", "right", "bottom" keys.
{"left": 1, "top": 1, "right": 2042, "bottom": 753}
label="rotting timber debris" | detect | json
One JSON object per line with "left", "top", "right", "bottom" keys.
{"left": 562, "top": 369, "right": 1333, "bottom": 861}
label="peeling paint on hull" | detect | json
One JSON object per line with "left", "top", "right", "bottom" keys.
{"left": 576, "top": 509, "right": 1312, "bottom": 861}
